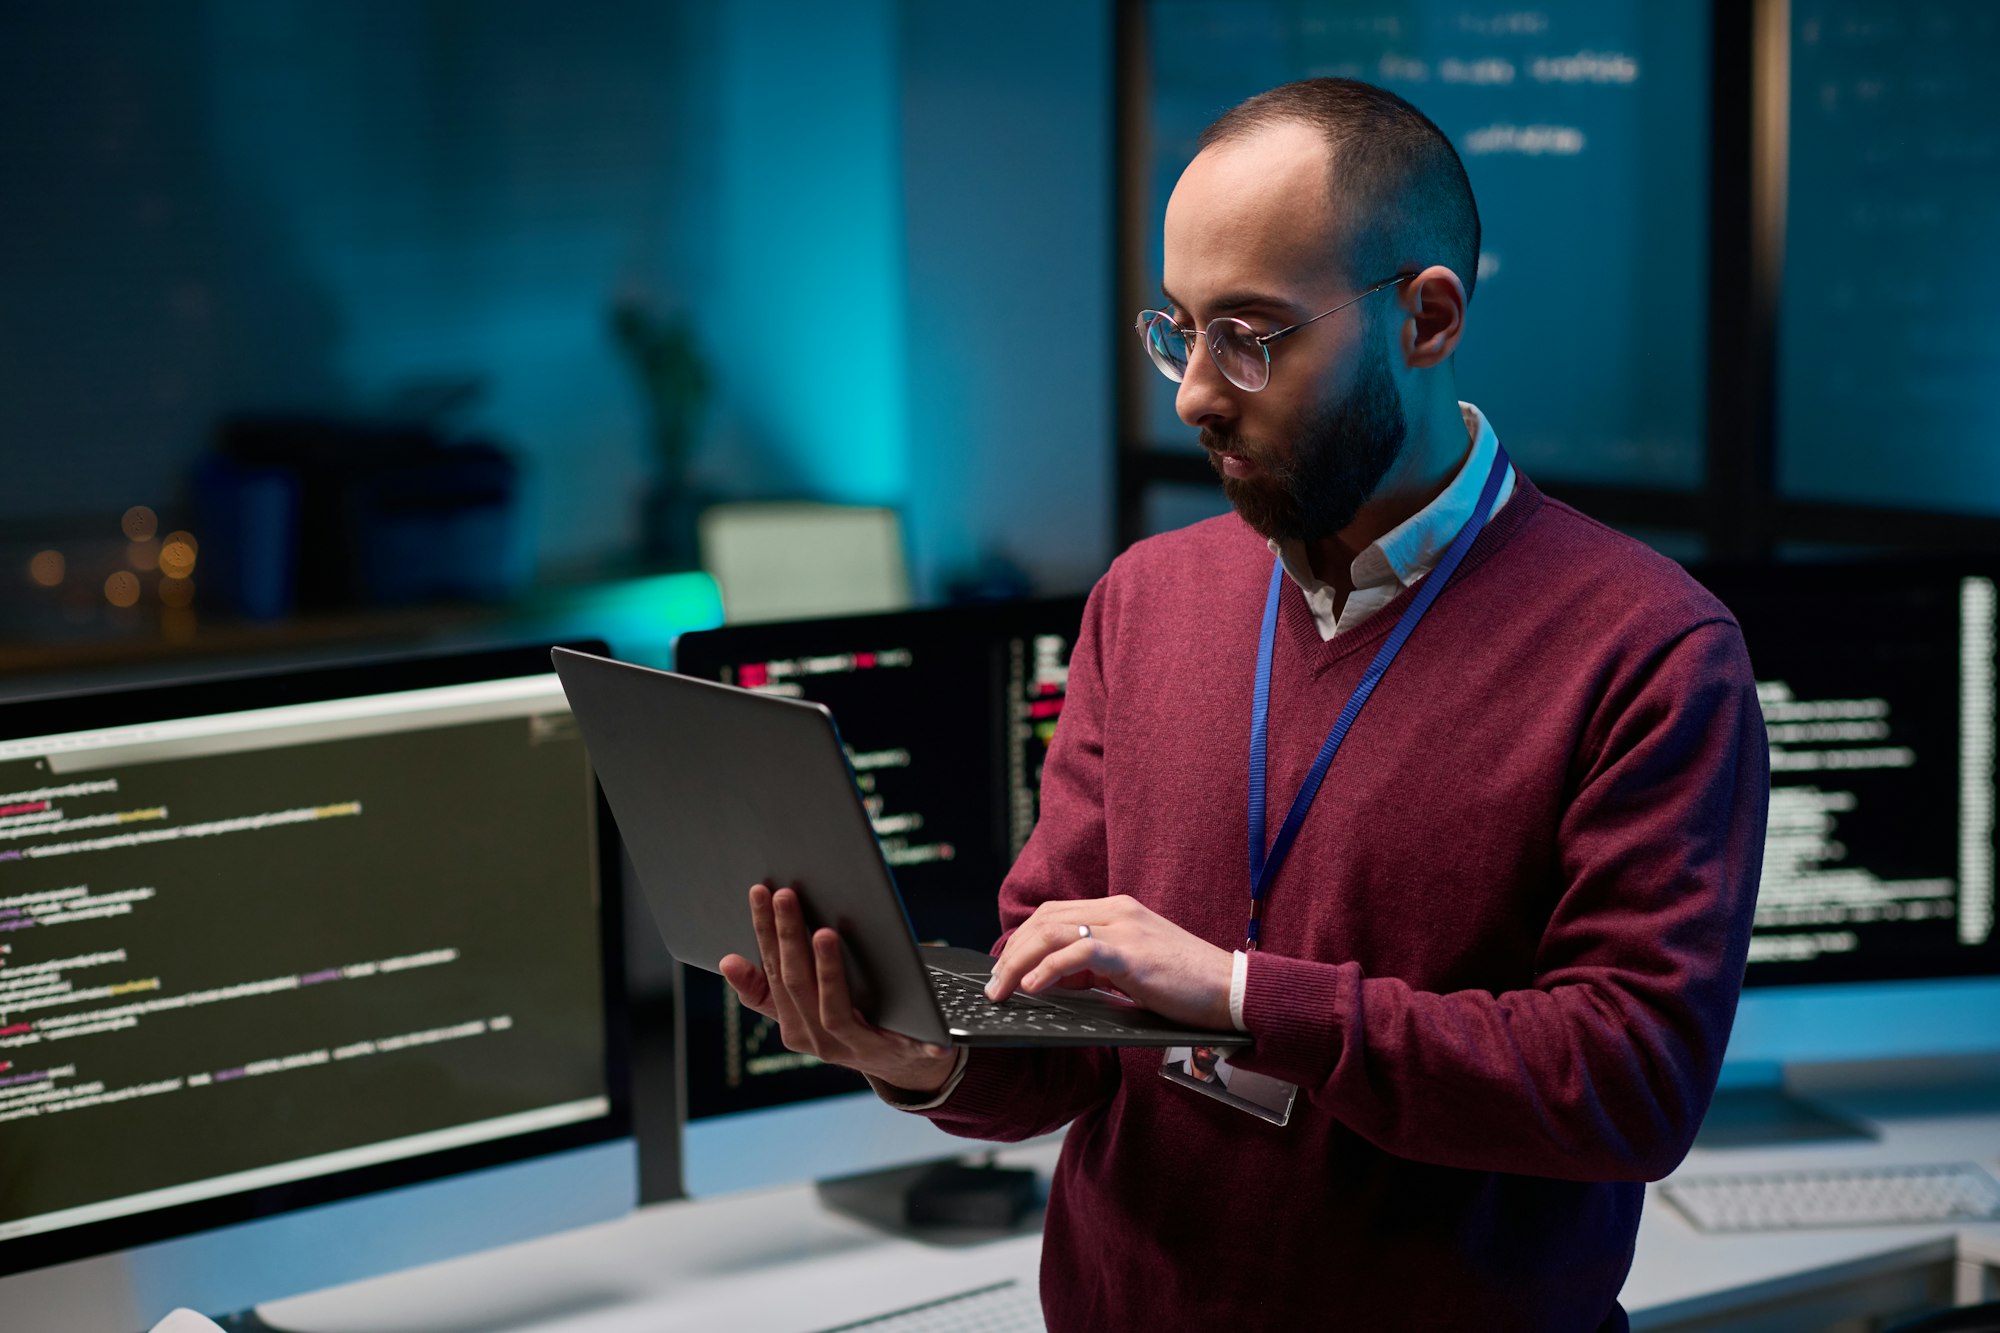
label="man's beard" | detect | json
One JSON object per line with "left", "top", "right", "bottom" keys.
{"left": 1204, "top": 337, "right": 1408, "bottom": 543}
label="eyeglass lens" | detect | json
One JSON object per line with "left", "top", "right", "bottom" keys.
{"left": 1205, "top": 320, "right": 1266, "bottom": 391}
{"left": 1137, "top": 313, "right": 1270, "bottom": 392}
{"left": 1141, "top": 313, "right": 1191, "bottom": 380}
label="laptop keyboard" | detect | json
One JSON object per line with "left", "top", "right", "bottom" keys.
{"left": 928, "top": 967, "right": 1119, "bottom": 1039}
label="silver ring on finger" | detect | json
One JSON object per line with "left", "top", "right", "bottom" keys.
{"left": 1078, "top": 924, "right": 1092, "bottom": 940}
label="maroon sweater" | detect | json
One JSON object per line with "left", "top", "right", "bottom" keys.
{"left": 914, "top": 477, "right": 1767, "bottom": 1332}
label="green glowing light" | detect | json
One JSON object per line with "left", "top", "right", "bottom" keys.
{"left": 521, "top": 571, "right": 723, "bottom": 669}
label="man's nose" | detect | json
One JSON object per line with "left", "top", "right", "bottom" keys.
{"left": 1174, "top": 341, "right": 1238, "bottom": 430}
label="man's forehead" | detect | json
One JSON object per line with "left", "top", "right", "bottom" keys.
{"left": 1162, "top": 122, "right": 1343, "bottom": 307}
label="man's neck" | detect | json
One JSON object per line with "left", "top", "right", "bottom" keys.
{"left": 1304, "top": 398, "right": 1476, "bottom": 591}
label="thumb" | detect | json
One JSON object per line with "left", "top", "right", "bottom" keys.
{"left": 720, "top": 956, "right": 775, "bottom": 1013}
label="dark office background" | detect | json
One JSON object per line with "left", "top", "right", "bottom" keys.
{"left": 0, "top": 0, "right": 1112, "bottom": 662}
{"left": 6, "top": 0, "right": 2000, "bottom": 664}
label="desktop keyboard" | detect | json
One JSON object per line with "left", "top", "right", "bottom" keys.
{"left": 812, "top": 1278, "right": 1045, "bottom": 1332}
{"left": 1660, "top": 1162, "right": 2000, "bottom": 1233}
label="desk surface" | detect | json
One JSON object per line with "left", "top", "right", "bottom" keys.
{"left": 264, "top": 1080, "right": 2000, "bottom": 1333}
{"left": 1626, "top": 1079, "right": 2000, "bottom": 1329}
{"left": 266, "top": 1166, "right": 1052, "bottom": 1333}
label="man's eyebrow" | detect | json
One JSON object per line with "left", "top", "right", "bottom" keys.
{"left": 1159, "top": 286, "right": 1299, "bottom": 317}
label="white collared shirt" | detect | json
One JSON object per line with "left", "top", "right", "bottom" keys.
{"left": 1267, "top": 401, "right": 1515, "bottom": 641}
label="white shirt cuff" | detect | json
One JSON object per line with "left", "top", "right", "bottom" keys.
{"left": 867, "top": 1047, "right": 971, "bottom": 1112}
{"left": 1230, "top": 950, "right": 1250, "bottom": 1032}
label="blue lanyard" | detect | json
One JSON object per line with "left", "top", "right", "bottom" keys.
{"left": 1245, "top": 445, "right": 1511, "bottom": 949}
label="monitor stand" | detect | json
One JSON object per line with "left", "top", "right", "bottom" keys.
{"left": 815, "top": 1154, "right": 1043, "bottom": 1244}
{"left": 1694, "top": 1062, "right": 1875, "bottom": 1148}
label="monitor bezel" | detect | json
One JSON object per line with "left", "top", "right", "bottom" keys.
{"left": 0, "top": 641, "right": 632, "bottom": 1280}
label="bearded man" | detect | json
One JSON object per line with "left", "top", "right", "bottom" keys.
{"left": 722, "top": 78, "right": 1769, "bottom": 1332}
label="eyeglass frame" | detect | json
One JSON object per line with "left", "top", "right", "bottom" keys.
{"left": 1134, "top": 271, "right": 1416, "bottom": 392}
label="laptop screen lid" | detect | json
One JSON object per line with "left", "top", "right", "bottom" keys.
{"left": 551, "top": 647, "right": 949, "bottom": 1045}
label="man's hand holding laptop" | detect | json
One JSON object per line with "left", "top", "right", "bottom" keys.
{"left": 720, "top": 884, "right": 961, "bottom": 1096}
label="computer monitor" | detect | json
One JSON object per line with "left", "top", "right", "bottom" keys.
{"left": 669, "top": 597, "right": 1086, "bottom": 1197}
{"left": 1694, "top": 559, "right": 2000, "bottom": 1138}
{"left": 698, "top": 502, "right": 911, "bottom": 625}
{"left": 1132, "top": 0, "right": 1712, "bottom": 493}
{"left": 0, "top": 645, "right": 633, "bottom": 1329}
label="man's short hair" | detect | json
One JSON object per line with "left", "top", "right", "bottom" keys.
{"left": 1198, "top": 78, "right": 1481, "bottom": 302}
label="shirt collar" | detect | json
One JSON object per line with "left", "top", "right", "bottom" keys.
{"left": 1268, "top": 401, "right": 1505, "bottom": 598}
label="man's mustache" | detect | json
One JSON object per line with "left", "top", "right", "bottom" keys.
{"left": 1200, "top": 428, "right": 1265, "bottom": 460}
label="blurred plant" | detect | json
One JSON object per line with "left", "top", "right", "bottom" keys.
{"left": 610, "top": 302, "right": 711, "bottom": 488}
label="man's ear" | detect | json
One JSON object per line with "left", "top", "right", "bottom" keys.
{"left": 1399, "top": 264, "right": 1467, "bottom": 369}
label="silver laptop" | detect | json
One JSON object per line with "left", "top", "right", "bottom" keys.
{"left": 552, "top": 647, "right": 1248, "bottom": 1050}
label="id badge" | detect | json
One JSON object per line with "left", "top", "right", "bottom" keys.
{"left": 1160, "top": 1046, "right": 1296, "bottom": 1126}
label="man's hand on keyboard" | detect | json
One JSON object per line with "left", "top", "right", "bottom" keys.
{"left": 720, "top": 884, "right": 960, "bottom": 1098}
{"left": 983, "top": 894, "right": 1236, "bottom": 1032}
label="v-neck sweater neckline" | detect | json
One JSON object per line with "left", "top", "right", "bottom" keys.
{"left": 1278, "top": 473, "right": 1548, "bottom": 676}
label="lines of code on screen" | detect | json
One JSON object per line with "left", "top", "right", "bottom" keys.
{"left": 0, "top": 710, "right": 606, "bottom": 1235}
{"left": 1731, "top": 570, "right": 2000, "bottom": 988}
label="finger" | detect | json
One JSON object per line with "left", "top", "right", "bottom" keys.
{"left": 747, "top": 884, "right": 780, "bottom": 979}
{"left": 772, "top": 888, "right": 824, "bottom": 1034}
{"left": 986, "top": 912, "right": 1057, "bottom": 999}
{"left": 1003, "top": 902, "right": 1111, "bottom": 973}
{"left": 747, "top": 884, "right": 804, "bottom": 1030}
{"left": 986, "top": 924, "right": 1067, "bottom": 1001}
{"left": 812, "top": 929, "right": 861, "bottom": 1042}
{"left": 984, "top": 938, "right": 1025, "bottom": 1001}
{"left": 718, "top": 954, "right": 777, "bottom": 1017}
{"left": 1022, "top": 938, "right": 1112, "bottom": 994}
{"left": 1033, "top": 915, "right": 1105, "bottom": 971}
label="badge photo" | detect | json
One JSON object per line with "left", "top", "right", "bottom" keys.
{"left": 1161, "top": 1045, "right": 1297, "bottom": 1126}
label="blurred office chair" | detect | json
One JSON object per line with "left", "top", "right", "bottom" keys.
{"left": 698, "top": 502, "right": 910, "bottom": 624}
{"left": 1885, "top": 1302, "right": 2000, "bottom": 1333}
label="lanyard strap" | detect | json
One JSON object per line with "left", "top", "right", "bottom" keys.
{"left": 1245, "top": 444, "right": 1511, "bottom": 948}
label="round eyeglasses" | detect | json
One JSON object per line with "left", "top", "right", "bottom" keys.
{"left": 1134, "top": 273, "right": 1413, "bottom": 393}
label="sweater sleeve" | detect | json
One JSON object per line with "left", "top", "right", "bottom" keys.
{"left": 890, "top": 576, "right": 1123, "bottom": 1140}
{"left": 1233, "top": 618, "right": 1767, "bottom": 1182}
